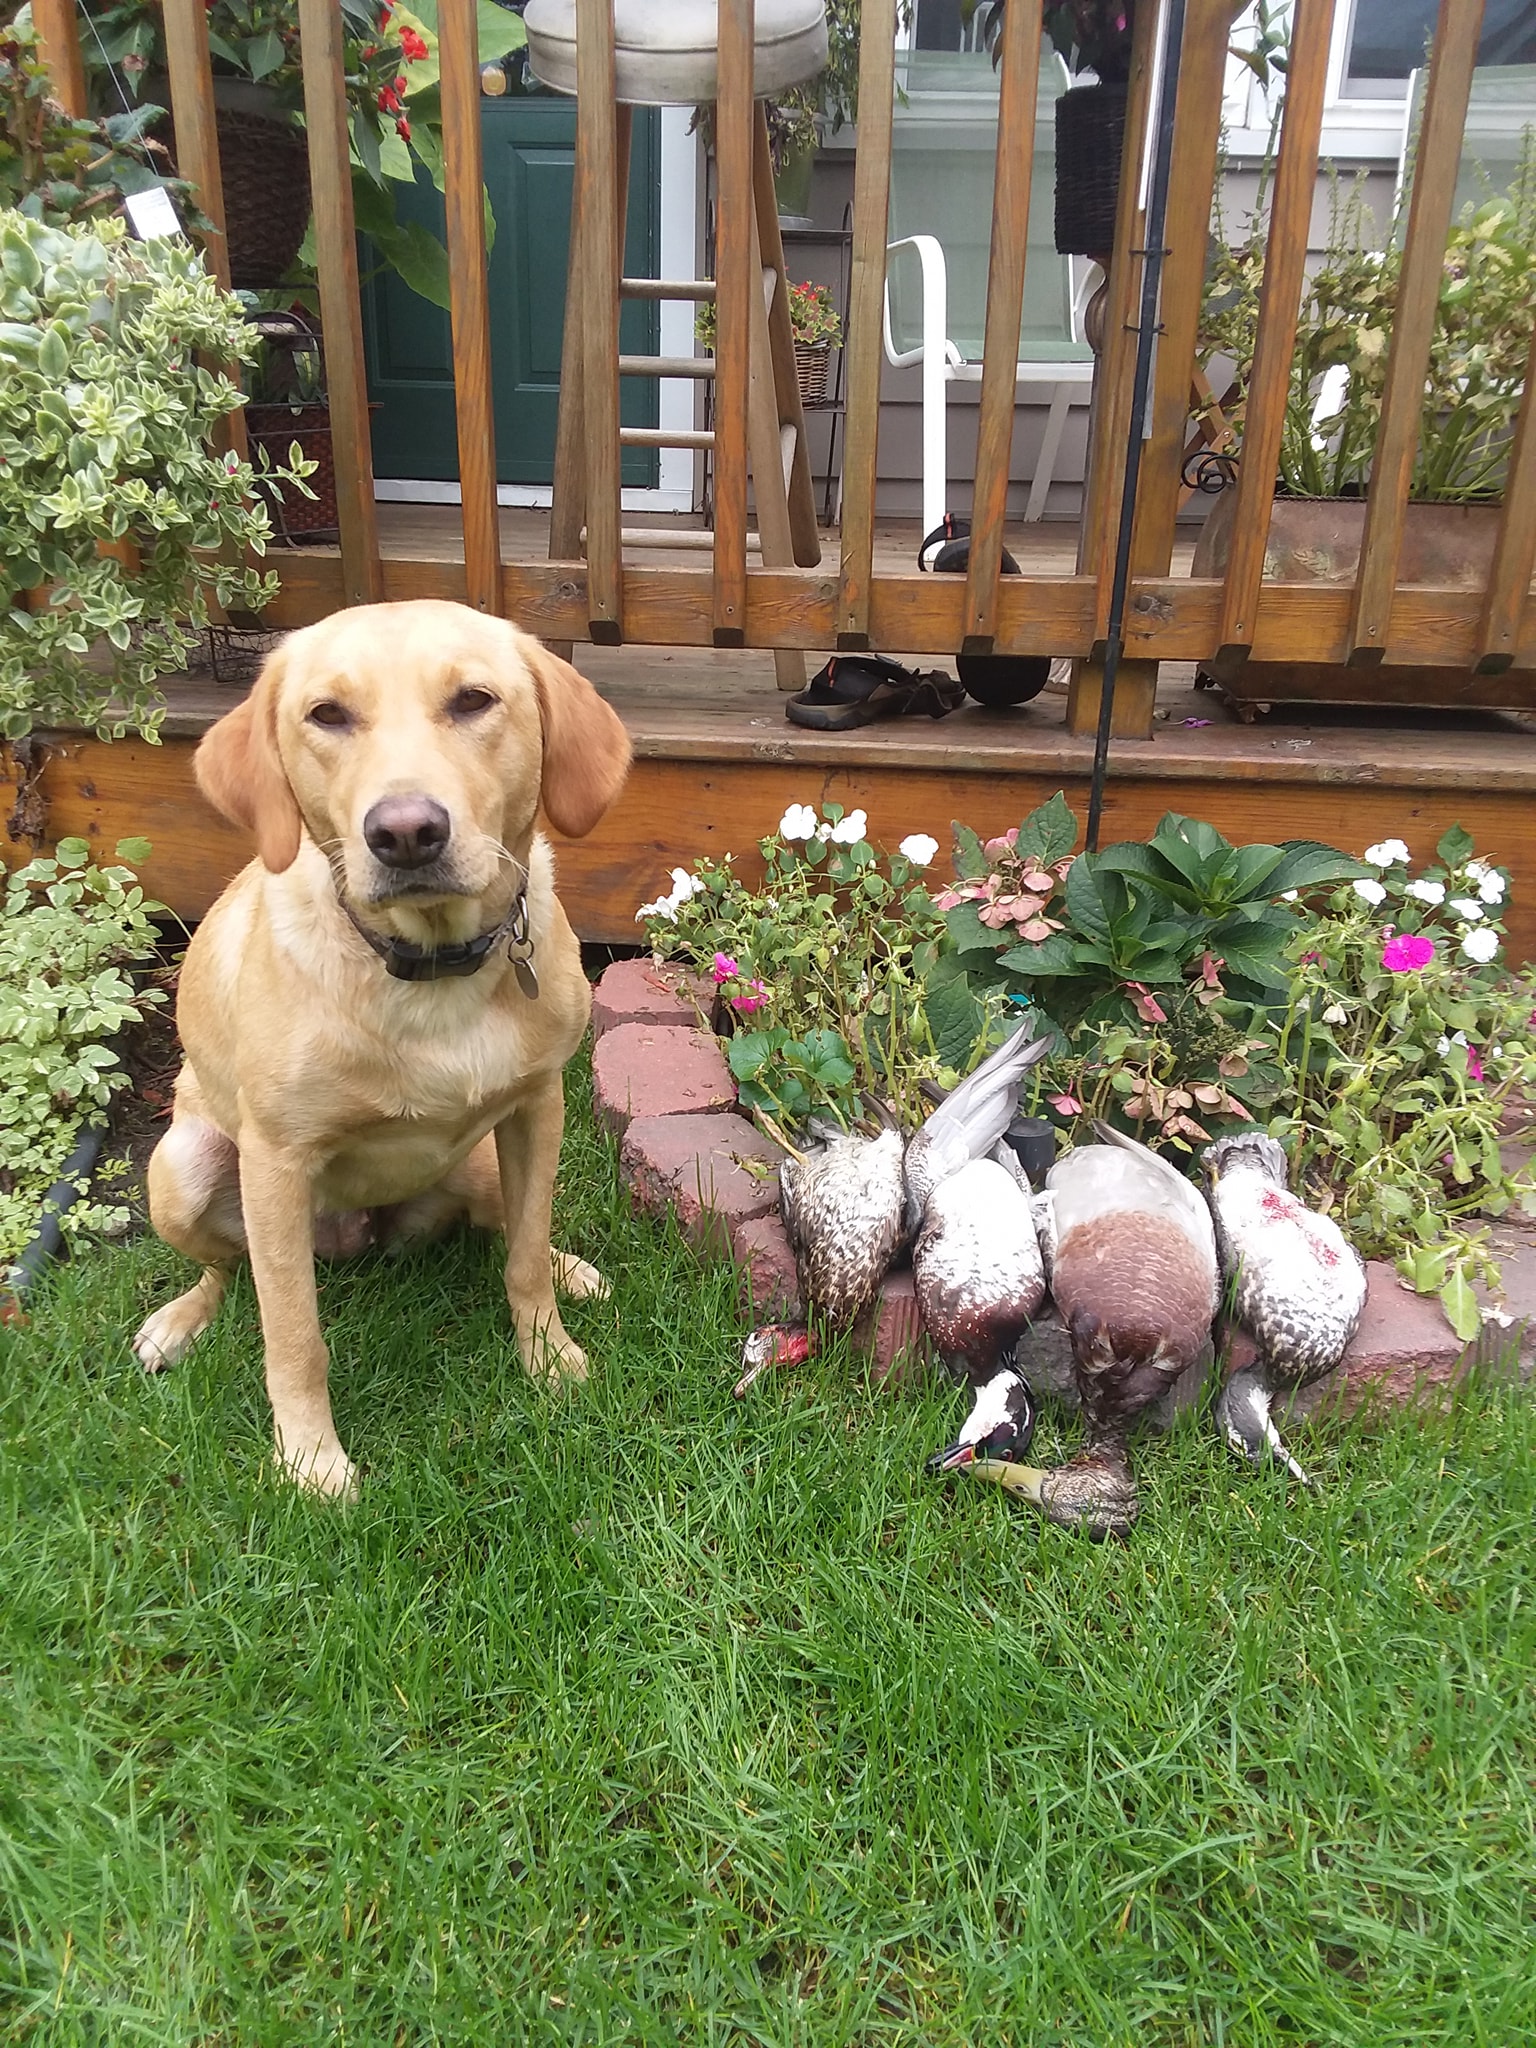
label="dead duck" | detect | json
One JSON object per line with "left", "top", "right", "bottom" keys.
{"left": 1016, "top": 1121, "right": 1219, "bottom": 1538}
{"left": 1203, "top": 1133, "right": 1368, "bottom": 1486}
{"left": 780, "top": 1118, "right": 907, "bottom": 1330}
{"left": 925, "top": 1350, "right": 1036, "bottom": 1474}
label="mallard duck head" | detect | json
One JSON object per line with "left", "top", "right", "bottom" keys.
{"left": 1214, "top": 1366, "right": 1312, "bottom": 1484}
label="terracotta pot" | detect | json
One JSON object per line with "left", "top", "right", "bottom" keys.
{"left": 1191, "top": 491, "right": 1533, "bottom": 713}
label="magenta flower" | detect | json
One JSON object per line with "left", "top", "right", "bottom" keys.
{"left": 712, "top": 951, "right": 740, "bottom": 983}
{"left": 1467, "top": 1044, "right": 1484, "bottom": 1082}
{"left": 1382, "top": 932, "right": 1435, "bottom": 973}
{"left": 731, "top": 980, "right": 767, "bottom": 1014}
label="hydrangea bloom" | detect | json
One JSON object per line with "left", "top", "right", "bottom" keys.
{"left": 1352, "top": 878, "right": 1387, "bottom": 906}
{"left": 1363, "top": 838, "right": 1410, "bottom": 867}
{"left": 1382, "top": 932, "right": 1434, "bottom": 971}
{"left": 779, "top": 803, "right": 818, "bottom": 841}
{"left": 1405, "top": 879, "right": 1445, "bottom": 906}
{"left": 899, "top": 833, "right": 939, "bottom": 867}
{"left": 1462, "top": 926, "right": 1500, "bottom": 965}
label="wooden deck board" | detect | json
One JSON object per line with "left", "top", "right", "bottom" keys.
{"left": 8, "top": 640, "right": 1536, "bottom": 960}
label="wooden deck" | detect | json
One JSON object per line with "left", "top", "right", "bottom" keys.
{"left": 9, "top": 528, "right": 1536, "bottom": 962}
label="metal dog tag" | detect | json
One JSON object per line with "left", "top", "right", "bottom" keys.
{"left": 513, "top": 956, "right": 540, "bottom": 1001}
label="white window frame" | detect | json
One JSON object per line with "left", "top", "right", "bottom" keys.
{"left": 1221, "top": 1, "right": 1418, "bottom": 164}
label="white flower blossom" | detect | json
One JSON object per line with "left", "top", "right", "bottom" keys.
{"left": 1280, "top": 889, "right": 1299, "bottom": 902}
{"left": 1463, "top": 859, "right": 1489, "bottom": 881}
{"left": 1352, "top": 877, "right": 1387, "bottom": 906}
{"left": 635, "top": 896, "right": 677, "bottom": 922}
{"left": 1478, "top": 871, "right": 1506, "bottom": 905}
{"left": 899, "top": 833, "right": 940, "bottom": 867}
{"left": 1363, "top": 839, "right": 1410, "bottom": 868}
{"left": 1448, "top": 897, "right": 1483, "bottom": 922}
{"left": 779, "top": 803, "right": 818, "bottom": 841}
{"left": 669, "top": 868, "right": 702, "bottom": 903}
{"left": 1405, "top": 879, "right": 1445, "bottom": 906}
{"left": 1462, "top": 926, "right": 1500, "bottom": 965}
{"left": 1322, "top": 1002, "right": 1349, "bottom": 1024}
{"left": 816, "top": 822, "right": 833, "bottom": 842}
{"left": 828, "top": 809, "right": 868, "bottom": 846}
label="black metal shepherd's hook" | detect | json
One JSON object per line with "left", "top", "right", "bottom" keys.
{"left": 1085, "top": 0, "right": 1189, "bottom": 853}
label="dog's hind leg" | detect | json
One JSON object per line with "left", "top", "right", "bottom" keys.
{"left": 134, "top": 1113, "right": 245, "bottom": 1371}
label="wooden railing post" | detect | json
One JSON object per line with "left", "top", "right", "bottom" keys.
{"left": 712, "top": 0, "right": 755, "bottom": 647}
{"left": 1214, "top": 0, "right": 1334, "bottom": 660}
{"left": 162, "top": 0, "right": 246, "bottom": 466}
{"left": 574, "top": 0, "right": 624, "bottom": 641}
{"left": 1347, "top": 0, "right": 1481, "bottom": 665}
{"left": 960, "top": 0, "right": 1041, "bottom": 654}
{"left": 835, "top": 0, "right": 896, "bottom": 650}
{"left": 1476, "top": 326, "right": 1536, "bottom": 673}
{"left": 1065, "top": 0, "right": 1155, "bottom": 738}
{"left": 439, "top": 0, "right": 500, "bottom": 615}
{"left": 33, "top": 0, "right": 87, "bottom": 116}
{"left": 297, "top": 0, "right": 384, "bottom": 606}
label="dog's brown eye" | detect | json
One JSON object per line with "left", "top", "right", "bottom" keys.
{"left": 448, "top": 687, "right": 495, "bottom": 719}
{"left": 307, "top": 700, "right": 353, "bottom": 731}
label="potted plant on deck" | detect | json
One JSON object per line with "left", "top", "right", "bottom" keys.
{"left": 1193, "top": 151, "right": 1536, "bottom": 711}
{"left": 0, "top": 213, "right": 305, "bottom": 739}
{"left": 695, "top": 277, "right": 844, "bottom": 403}
{"left": 80, "top": 0, "right": 526, "bottom": 303}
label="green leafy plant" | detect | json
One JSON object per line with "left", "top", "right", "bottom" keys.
{"left": 1202, "top": 140, "right": 1536, "bottom": 502}
{"left": 1269, "top": 827, "right": 1536, "bottom": 1339}
{"left": 942, "top": 795, "right": 1365, "bottom": 1029}
{"left": 0, "top": 836, "right": 164, "bottom": 1268}
{"left": 694, "top": 278, "right": 842, "bottom": 354}
{"left": 636, "top": 801, "right": 1002, "bottom": 1127}
{"left": 1, "top": 10, "right": 206, "bottom": 231}
{"left": 79, "top": 0, "right": 525, "bottom": 307}
{"left": 0, "top": 212, "right": 311, "bottom": 739}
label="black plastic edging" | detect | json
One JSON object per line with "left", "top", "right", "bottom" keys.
{"left": 1, "top": 1120, "right": 109, "bottom": 1313}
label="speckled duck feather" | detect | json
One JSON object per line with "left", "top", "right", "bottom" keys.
{"left": 913, "top": 1155, "right": 1046, "bottom": 1375}
{"left": 902, "top": 1017, "right": 1048, "bottom": 1224}
{"left": 1203, "top": 1133, "right": 1367, "bottom": 1388}
{"left": 779, "top": 1124, "right": 906, "bottom": 1331}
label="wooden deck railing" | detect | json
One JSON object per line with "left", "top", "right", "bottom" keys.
{"left": 47, "top": 0, "right": 1536, "bottom": 732}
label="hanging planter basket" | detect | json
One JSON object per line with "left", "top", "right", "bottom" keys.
{"left": 794, "top": 341, "right": 831, "bottom": 405}
{"left": 1054, "top": 81, "right": 1127, "bottom": 258}
{"left": 153, "top": 79, "right": 311, "bottom": 289}
{"left": 245, "top": 403, "right": 341, "bottom": 540}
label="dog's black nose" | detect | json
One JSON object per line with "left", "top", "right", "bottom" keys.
{"left": 363, "top": 795, "right": 452, "bottom": 869}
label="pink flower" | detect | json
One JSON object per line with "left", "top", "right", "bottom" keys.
{"left": 1049, "top": 1093, "right": 1083, "bottom": 1116}
{"left": 731, "top": 981, "right": 767, "bottom": 1014}
{"left": 1124, "top": 982, "right": 1168, "bottom": 1025}
{"left": 712, "top": 952, "right": 740, "bottom": 983}
{"left": 1382, "top": 932, "right": 1435, "bottom": 973}
{"left": 1467, "top": 1044, "right": 1484, "bottom": 1082}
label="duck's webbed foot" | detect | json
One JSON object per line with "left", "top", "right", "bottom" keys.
{"left": 972, "top": 1434, "right": 1139, "bottom": 1541}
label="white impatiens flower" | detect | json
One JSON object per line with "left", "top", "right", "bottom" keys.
{"left": 816, "top": 822, "right": 833, "bottom": 841}
{"left": 669, "top": 867, "right": 702, "bottom": 903}
{"left": 1322, "top": 1002, "right": 1349, "bottom": 1024}
{"left": 1478, "top": 870, "right": 1507, "bottom": 905}
{"left": 1405, "top": 879, "right": 1445, "bottom": 906}
{"left": 828, "top": 810, "right": 868, "bottom": 846}
{"left": 1462, "top": 926, "right": 1500, "bottom": 965}
{"left": 1363, "top": 838, "right": 1410, "bottom": 868}
{"left": 635, "top": 896, "right": 677, "bottom": 922}
{"left": 1352, "top": 878, "right": 1387, "bottom": 906}
{"left": 1447, "top": 897, "right": 1484, "bottom": 922}
{"left": 1463, "top": 859, "right": 1489, "bottom": 881}
{"left": 779, "top": 803, "right": 818, "bottom": 841}
{"left": 1280, "top": 889, "right": 1299, "bottom": 902}
{"left": 899, "top": 832, "right": 940, "bottom": 867}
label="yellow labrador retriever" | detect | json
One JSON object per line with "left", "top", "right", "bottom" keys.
{"left": 133, "top": 600, "right": 631, "bottom": 1497}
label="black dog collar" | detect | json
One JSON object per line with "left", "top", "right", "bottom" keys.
{"left": 343, "top": 887, "right": 539, "bottom": 994}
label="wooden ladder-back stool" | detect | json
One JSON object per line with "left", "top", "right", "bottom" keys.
{"left": 525, "top": 0, "right": 826, "bottom": 685}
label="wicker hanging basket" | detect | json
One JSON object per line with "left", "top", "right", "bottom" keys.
{"left": 794, "top": 341, "right": 831, "bottom": 405}
{"left": 153, "top": 81, "right": 312, "bottom": 289}
{"left": 1053, "top": 81, "right": 1128, "bottom": 258}
{"left": 245, "top": 404, "right": 339, "bottom": 540}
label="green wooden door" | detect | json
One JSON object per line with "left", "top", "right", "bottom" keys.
{"left": 362, "top": 99, "right": 660, "bottom": 487}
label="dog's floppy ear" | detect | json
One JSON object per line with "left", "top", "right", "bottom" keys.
{"left": 520, "top": 636, "right": 632, "bottom": 839}
{"left": 195, "top": 643, "right": 303, "bottom": 872}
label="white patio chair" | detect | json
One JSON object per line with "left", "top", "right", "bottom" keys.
{"left": 882, "top": 47, "right": 1096, "bottom": 536}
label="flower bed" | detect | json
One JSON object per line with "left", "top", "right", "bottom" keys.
{"left": 636, "top": 798, "right": 1536, "bottom": 1342}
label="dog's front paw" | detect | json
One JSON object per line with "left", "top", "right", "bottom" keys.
{"left": 134, "top": 1294, "right": 211, "bottom": 1372}
{"left": 277, "top": 1433, "right": 360, "bottom": 1502}
{"left": 515, "top": 1308, "right": 589, "bottom": 1387}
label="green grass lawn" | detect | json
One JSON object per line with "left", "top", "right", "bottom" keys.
{"left": 2, "top": 1059, "right": 1534, "bottom": 2045}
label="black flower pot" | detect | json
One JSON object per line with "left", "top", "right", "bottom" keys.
{"left": 1054, "top": 81, "right": 1127, "bottom": 258}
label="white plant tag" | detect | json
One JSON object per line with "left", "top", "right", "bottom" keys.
{"left": 124, "top": 187, "right": 185, "bottom": 242}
